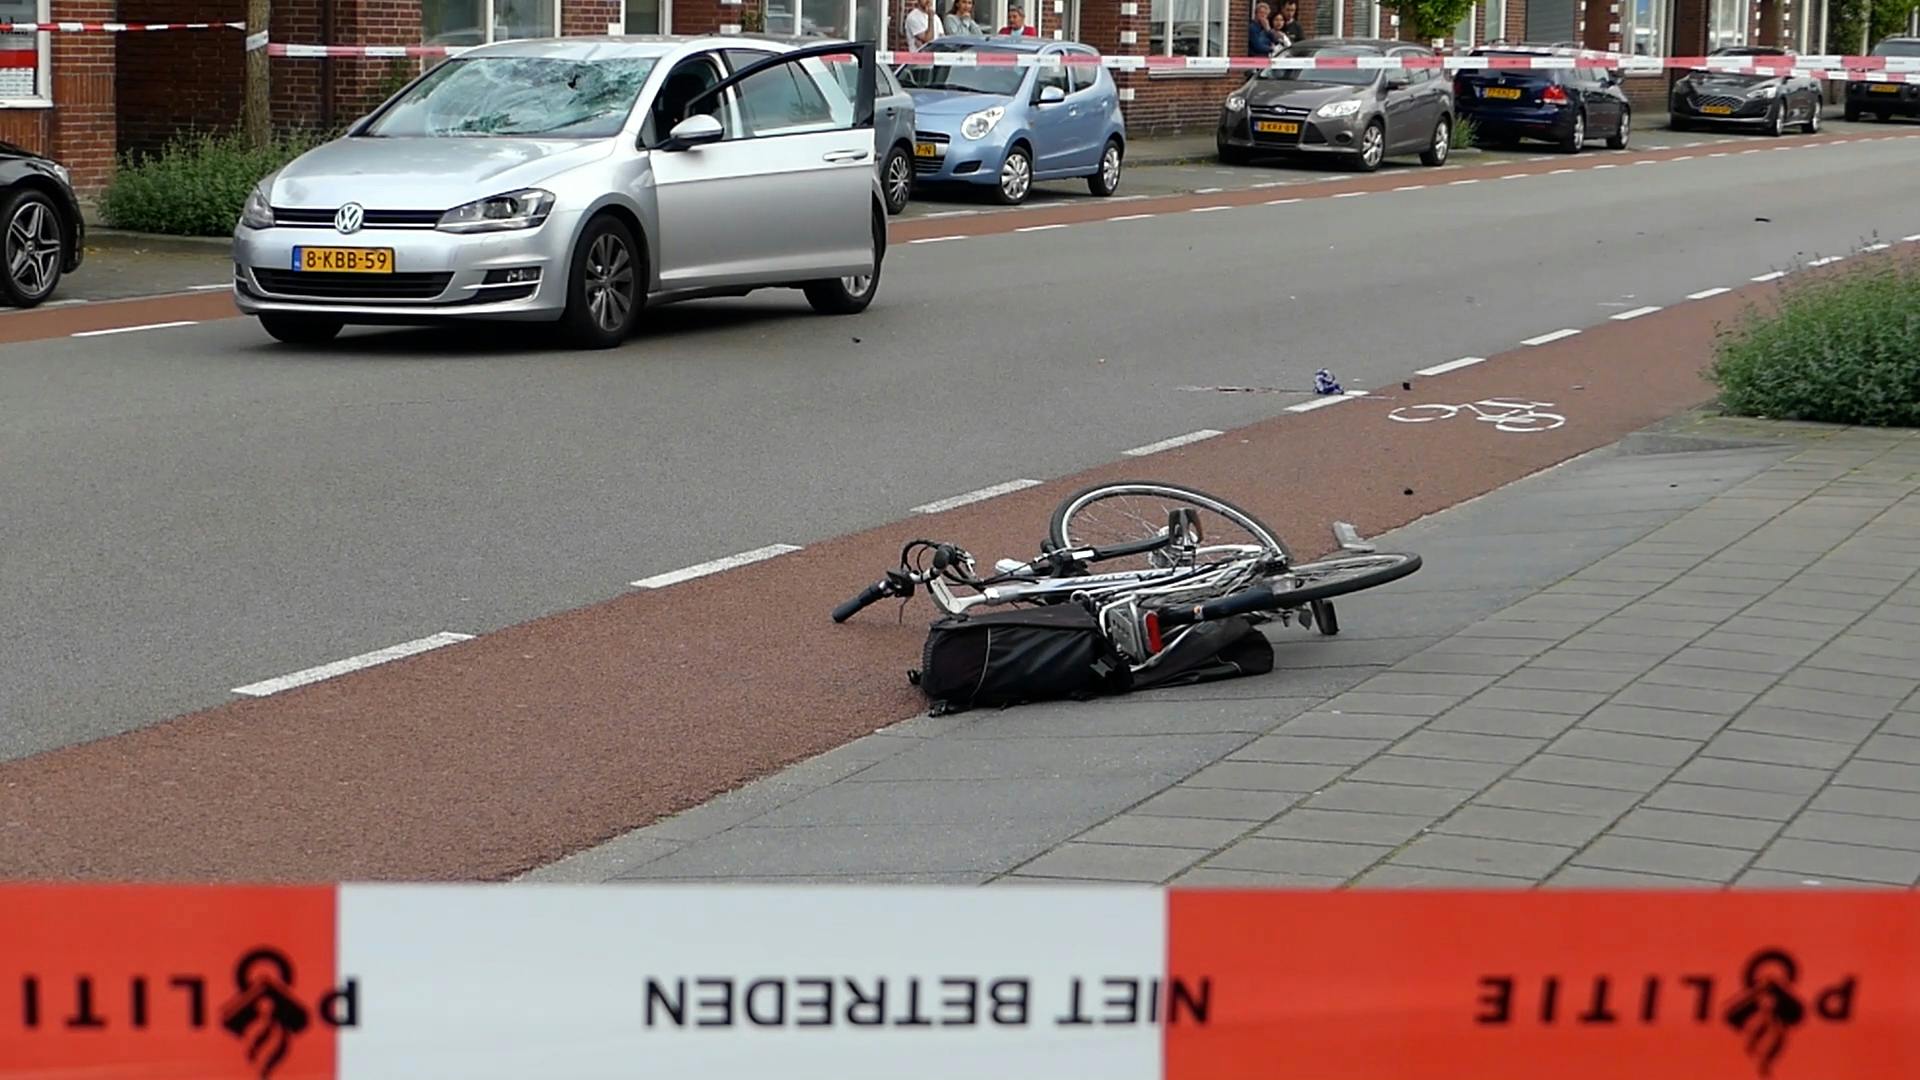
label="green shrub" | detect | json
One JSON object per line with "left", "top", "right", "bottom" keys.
{"left": 1451, "top": 114, "right": 1477, "bottom": 150}
{"left": 98, "top": 129, "right": 331, "bottom": 237}
{"left": 1707, "top": 257, "right": 1920, "bottom": 428}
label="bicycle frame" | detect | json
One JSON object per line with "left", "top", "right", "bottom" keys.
{"left": 922, "top": 543, "right": 1280, "bottom": 617}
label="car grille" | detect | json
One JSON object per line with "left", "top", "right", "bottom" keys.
{"left": 1691, "top": 93, "right": 1746, "bottom": 112}
{"left": 271, "top": 207, "right": 444, "bottom": 229}
{"left": 912, "top": 131, "right": 950, "bottom": 174}
{"left": 1248, "top": 104, "right": 1310, "bottom": 146}
{"left": 251, "top": 269, "right": 453, "bottom": 301}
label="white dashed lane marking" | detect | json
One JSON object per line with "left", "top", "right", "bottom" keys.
{"left": 631, "top": 545, "right": 803, "bottom": 589}
{"left": 231, "top": 632, "right": 476, "bottom": 697}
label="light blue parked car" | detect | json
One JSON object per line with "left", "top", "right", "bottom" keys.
{"left": 895, "top": 36, "right": 1125, "bottom": 206}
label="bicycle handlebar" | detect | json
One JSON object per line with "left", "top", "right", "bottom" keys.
{"left": 832, "top": 579, "right": 894, "bottom": 622}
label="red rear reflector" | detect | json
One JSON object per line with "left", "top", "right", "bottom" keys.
{"left": 1144, "top": 611, "right": 1164, "bottom": 654}
{"left": 1541, "top": 84, "right": 1569, "bottom": 104}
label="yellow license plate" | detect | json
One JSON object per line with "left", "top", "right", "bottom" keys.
{"left": 1870, "top": 84, "right": 1900, "bottom": 93}
{"left": 1254, "top": 120, "right": 1300, "bottom": 134}
{"left": 914, "top": 141, "right": 939, "bottom": 157}
{"left": 1701, "top": 105, "right": 1734, "bottom": 115}
{"left": 1485, "top": 87, "right": 1522, "bottom": 99}
{"left": 294, "top": 247, "right": 394, "bottom": 273}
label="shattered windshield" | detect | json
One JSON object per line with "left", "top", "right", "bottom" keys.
{"left": 365, "top": 56, "right": 659, "bottom": 138}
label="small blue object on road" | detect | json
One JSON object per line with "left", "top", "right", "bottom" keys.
{"left": 1314, "top": 369, "right": 1343, "bottom": 395}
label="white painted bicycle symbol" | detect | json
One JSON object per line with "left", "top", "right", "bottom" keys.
{"left": 1387, "top": 398, "right": 1566, "bottom": 433}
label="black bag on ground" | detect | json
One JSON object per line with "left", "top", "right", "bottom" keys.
{"left": 1127, "top": 615, "right": 1274, "bottom": 691}
{"left": 910, "top": 605, "right": 1129, "bottom": 715}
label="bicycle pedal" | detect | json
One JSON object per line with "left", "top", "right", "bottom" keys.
{"left": 1332, "top": 521, "right": 1376, "bottom": 553}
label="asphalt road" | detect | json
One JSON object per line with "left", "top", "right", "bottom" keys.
{"left": 2, "top": 126, "right": 1918, "bottom": 763}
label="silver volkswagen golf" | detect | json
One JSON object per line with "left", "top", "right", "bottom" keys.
{"left": 232, "top": 35, "right": 887, "bottom": 349}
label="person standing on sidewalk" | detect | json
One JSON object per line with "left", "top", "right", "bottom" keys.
{"left": 998, "top": 6, "right": 1039, "bottom": 35}
{"left": 904, "top": 0, "right": 942, "bottom": 50}
{"left": 1249, "top": 3, "right": 1276, "bottom": 55}
{"left": 945, "top": 0, "right": 986, "bottom": 34}
{"left": 1272, "top": 0, "right": 1303, "bottom": 47}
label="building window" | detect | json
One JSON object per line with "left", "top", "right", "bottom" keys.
{"left": 1707, "top": 0, "right": 1747, "bottom": 48}
{"left": 625, "top": 0, "right": 670, "bottom": 33}
{"left": 1623, "top": 0, "right": 1672, "bottom": 55}
{"left": 1150, "top": 0, "right": 1227, "bottom": 56}
{"left": 1484, "top": 0, "right": 1506, "bottom": 42}
{"left": 1453, "top": 4, "right": 1475, "bottom": 45}
{"left": 767, "top": 0, "right": 883, "bottom": 38}
{"left": 0, "top": 0, "right": 48, "bottom": 107}
{"left": 422, "top": 0, "right": 561, "bottom": 47}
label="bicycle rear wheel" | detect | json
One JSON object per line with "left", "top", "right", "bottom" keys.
{"left": 1271, "top": 552, "right": 1421, "bottom": 606}
{"left": 1049, "top": 481, "right": 1291, "bottom": 570}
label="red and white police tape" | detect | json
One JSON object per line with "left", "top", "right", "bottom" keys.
{"left": 3, "top": 882, "right": 1919, "bottom": 1079}
{"left": 0, "top": 21, "right": 246, "bottom": 33}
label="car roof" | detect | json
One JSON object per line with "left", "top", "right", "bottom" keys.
{"left": 461, "top": 34, "right": 784, "bottom": 60}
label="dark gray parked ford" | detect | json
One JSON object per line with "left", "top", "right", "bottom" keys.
{"left": 1216, "top": 38, "right": 1454, "bottom": 172}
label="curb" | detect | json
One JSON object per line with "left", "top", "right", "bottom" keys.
{"left": 84, "top": 228, "right": 232, "bottom": 255}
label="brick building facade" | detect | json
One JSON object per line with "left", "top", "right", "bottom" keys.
{"left": 0, "top": 0, "right": 1844, "bottom": 198}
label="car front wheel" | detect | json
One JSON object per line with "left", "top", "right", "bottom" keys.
{"left": 994, "top": 145, "right": 1033, "bottom": 205}
{"left": 881, "top": 145, "right": 913, "bottom": 215}
{"left": 560, "top": 215, "right": 643, "bottom": 349}
{"left": 0, "top": 188, "right": 66, "bottom": 308}
{"left": 803, "top": 209, "right": 884, "bottom": 316}
{"left": 1608, "top": 107, "right": 1631, "bottom": 150}
{"left": 1353, "top": 120, "right": 1385, "bottom": 172}
{"left": 1805, "top": 100, "right": 1822, "bottom": 133}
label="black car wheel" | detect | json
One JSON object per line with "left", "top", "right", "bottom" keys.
{"left": 1876, "top": 110, "right": 1893, "bottom": 122}
{"left": 1608, "top": 107, "right": 1631, "bottom": 150}
{"left": 803, "top": 208, "right": 884, "bottom": 316}
{"left": 994, "top": 144, "right": 1033, "bottom": 205}
{"left": 1845, "top": 102, "right": 1861, "bottom": 121}
{"left": 1560, "top": 110, "right": 1586, "bottom": 153}
{"left": 1087, "top": 138, "right": 1123, "bottom": 197}
{"left": 1805, "top": 98, "right": 1822, "bottom": 134}
{"left": 1767, "top": 102, "right": 1786, "bottom": 137}
{"left": 1420, "top": 116, "right": 1450, "bottom": 166}
{"left": 881, "top": 145, "right": 912, "bottom": 215}
{"left": 1354, "top": 120, "right": 1385, "bottom": 172}
{"left": 560, "top": 214, "right": 644, "bottom": 349}
{"left": 0, "top": 187, "right": 66, "bottom": 308}
{"left": 1218, "top": 142, "right": 1251, "bottom": 165}
{"left": 1669, "top": 114, "right": 1691, "bottom": 132}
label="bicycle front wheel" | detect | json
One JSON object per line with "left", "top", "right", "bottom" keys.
{"left": 1049, "top": 481, "right": 1291, "bottom": 570}
{"left": 1272, "top": 552, "right": 1422, "bottom": 605}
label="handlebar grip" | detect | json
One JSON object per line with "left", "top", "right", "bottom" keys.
{"left": 1157, "top": 585, "right": 1276, "bottom": 628}
{"left": 832, "top": 580, "right": 891, "bottom": 623}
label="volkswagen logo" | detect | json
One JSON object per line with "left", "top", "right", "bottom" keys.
{"left": 333, "top": 203, "right": 365, "bottom": 235}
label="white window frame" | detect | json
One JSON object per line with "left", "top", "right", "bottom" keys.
{"left": 1483, "top": 0, "right": 1505, "bottom": 44}
{"left": 1148, "top": 0, "right": 1229, "bottom": 59}
{"left": 619, "top": 0, "right": 675, "bottom": 34}
{"left": 1622, "top": 0, "right": 1674, "bottom": 56}
{"left": 770, "top": 0, "right": 882, "bottom": 41}
{"left": 425, "top": 0, "right": 562, "bottom": 45}
{"left": 1453, "top": 5, "right": 1475, "bottom": 47}
{"left": 0, "top": 0, "right": 51, "bottom": 109}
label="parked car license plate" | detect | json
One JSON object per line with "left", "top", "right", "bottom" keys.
{"left": 1701, "top": 105, "right": 1734, "bottom": 114}
{"left": 1870, "top": 84, "right": 1900, "bottom": 93}
{"left": 1485, "top": 87, "right": 1522, "bottom": 100}
{"left": 293, "top": 247, "right": 394, "bottom": 273}
{"left": 1254, "top": 120, "right": 1300, "bottom": 134}
{"left": 913, "top": 141, "right": 940, "bottom": 157}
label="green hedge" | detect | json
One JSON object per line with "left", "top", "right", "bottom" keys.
{"left": 1708, "top": 257, "right": 1920, "bottom": 428}
{"left": 98, "top": 130, "right": 330, "bottom": 238}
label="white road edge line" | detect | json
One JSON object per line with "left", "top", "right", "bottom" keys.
{"left": 1332, "top": 191, "right": 1367, "bottom": 199}
{"left": 1521, "top": 328, "right": 1581, "bottom": 346}
{"left": 1194, "top": 187, "right": 1224, "bottom": 194}
{"left": 1862, "top": 242, "right": 1891, "bottom": 252}
{"left": 1905, "top": 234, "right": 1920, "bottom": 243}
{"left": 1550, "top": 168, "right": 1574, "bottom": 175}
{"left": 1189, "top": 205, "right": 1230, "bottom": 213}
{"left": 1015, "top": 223, "right": 1069, "bottom": 233}
{"left": 1751, "top": 271, "right": 1786, "bottom": 282}
{"left": 1808, "top": 255, "right": 1845, "bottom": 267}
{"left": 1286, "top": 391, "right": 1368, "bottom": 413}
{"left": 1415, "top": 356, "right": 1486, "bottom": 377}
{"left": 908, "top": 235, "right": 966, "bottom": 244}
{"left": 911, "top": 478, "right": 1043, "bottom": 515}
{"left": 1394, "top": 184, "right": 1425, "bottom": 191}
{"left": 72, "top": 320, "right": 198, "bottom": 338}
{"left": 231, "top": 632, "right": 476, "bottom": 697}
{"left": 630, "top": 544, "right": 803, "bottom": 589}
{"left": 1449, "top": 178, "right": 1480, "bottom": 185}
{"left": 1611, "top": 305, "right": 1662, "bottom": 321}
{"left": 1687, "top": 287, "right": 1732, "bottom": 299}
{"left": 1106, "top": 213, "right": 1156, "bottom": 222}
{"left": 1124, "top": 429, "right": 1225, "bottom": 457}
{"left": 1266, "top": 197, "right": 1302, "bottom": 205}
{"left": 189, "top": 283, "right": 232, "bottom": 291}
{"left": 1593, "top": 163, "right": 1618, "bottom": 169}
{"left": 1502, "top": 173, "right": 1528, "bottom": 180}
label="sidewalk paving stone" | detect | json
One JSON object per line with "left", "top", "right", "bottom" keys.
{"left": 1227, "top": 734, "right": 1390, "bottom": 764}
{"left": 1273, "top": 712, "right": 1428, "bottom": 740}
{"left": 1303, "top": 782, "right": 1474, "bottom": 817}
{"left": 1389, "top": 834, "right": 1573, "bottom": 878}
{"left": 1750, "top": 838, "right": 1920, "bottom": 885}
{"left": 1548, "top": 866, "right": 1722, "bottom": 887}
{"left": 1508, "top": 755, "right": 1674, "bottom": 792}
{"left": 1641, "top": 782, "right": 1809, "bottom": 821}
{"left": 1702, "top": 730, "right": 1855, "bottom": 769}
{"left": 1346, "top": 755, "right": 1509, "bottom": 790}
{"left": 1728, "top": 706, "right": 1878, "bottom": 744}
{"left": 1428, "top": 707, "right": 1581, "bottom": 738}
{"left": 1391, "top": 730, "right": 1547, "bottom": 764}
{"left": 1474, "top": 779, "right": 1643, "bottom": 817}
{"left": 1434, "top": 805, "right": 1612, "bottom": 847}
{"left": 1204, "top": 838, "right": 1389, "bottom": 877}
{"left": 1546, "top": 729, "right": 1702, "bottom": 767}
{"left": 1780, "top": 810, "right": 1920, "bottom": 852}
{"left": 1638, "top": 663, "right": 1781, "bottom": 694}
{"left": 1670, "top": 757, "right": 1830, "bottom": 794}
{"left": 1128, "top": 787, "right": 1303, "bottom": 821}
{"left": 1258, "top": 809, "right": 1433, "bottom": 846}
{"left": 1352, "top": 865, "right": 1533, "bottom": 888}
{"left": 1578, "top": 703, "right": 1730, "bottom": 740}
{"left": 1832, "top": 760, "right": 1920, "bottom": 792}
{"left": 1012, "top": 842, "right": 1207, "bottom": 882}
{"left": 1570, "top": 836, "right": 1752, "bottom": 882}
{"left": 1610, "top": 807, "right": 1781, "bottom": 849}
{"left": 1073, "top": 814, "right": 1254, "bottom": 850}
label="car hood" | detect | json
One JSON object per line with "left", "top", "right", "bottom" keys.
{"left": 908, "top": 89, "right": 1015, "bottom": 117}
{"left": 267, "top": 136, "right": 615, "bottom": 210}
{"left": 1681, "top": 71, "right": 1780, "bottom": 90}
{"left": 1242, "top": 81, "right": 1368, "bottom": 108}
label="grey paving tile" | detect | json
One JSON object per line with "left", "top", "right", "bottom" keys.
{"left": 1435, "top": 805, "right": 1612, "bottom": 846}
{"left": 1639, "top": 664, "right": 1785, "bottom": 694}
{"left": 1857, "top": 733, "right": 1920, "bottom": 765}
{"left": 1754, "top": 685, "right": 1900, "bottom": 722}
{"left": 1428, "top": 707, "right": 1580, "bottom": 739}
{"left": 638, "top": 872, "right": 992, "bottom": 885}
{"left": 1453, "top": 620, "right": 1592, "bottom": 642}
{"left": 1273, "top": 712, "right": 1429, "bottom": 740}
{"left": 850, "top": 734, "right": 1249, "bottom": 783}
{"left": 1734, "top": 868, "right": 1900, "bottom": 888}
{"left": 1475, "top": 778, "right": 1643, "bottom": 817}
{"left": 1320, "top": 691, "right": 1467, "bottom": 717}
{"left": 1824, "top": 634, "right": 1920, "bottom": 662}
{"left": 1228, "top": 734, "right": 1388, "bottom": 766}
{"left": 1667, "top": 646, "right": 1802, "bottom": 675}
{"left": 1572, "top": 836, "right": 1751, "bottom": 881}
{"left": 533, "top": 835, "right": 684, "bottom": 883}
{"left": 1352, "top": 864, "right": 1533, "bottom": 888}
{"left": 1546, "top": 866, "right": 1720, "bottom": 888}
{"left": 1782, "top": 810, "right": 1920, "bottom": 852}
{"left": 1391, "top": 730, "right": 1546, "bottom": 764}
{"left": 1611, "top": 682, "right": 1757, "bottom": 716}
{"left": 1714, "top": 616, "right": 1847, "bottom": 643}
{"left": 1508, "top": 755, "right": 1673, "bottom": 792}
{"left": 1729, "top": 706, "right": 1879, "bottom": 744}
{"left": 1702, "top": 731, "right": 1854, "bottom": 770}
{"left": 630, "top": 824, "right": 1048, "bottom": 878}
{"left": 763, "top": 776, "right": 1168, "bottom": 828}
{"left": 1547, "top": 728, "right": 1701, "bottom": 767}
{"left": 1169, "top": 867, "right": 1346, "bottom": 887}
{"left": 1205, "top": 837, "right": 1389, "bottom": 877}
{"left": 1528, "top": 648, "right": 1666, "bottom": 674}
{"left": 1694, "top": 631, "right": 1825, "bottom": 660}
{"left": 1130, "top": 787, "right": 1302, "bottom": 822}
{"left": 1752, "top": 838, "right": 1920, "bottom": 885}
{"left": 1833, "top": 760, "right": 1920, "bottom": 793}
{"left": 1494, "top": 667, "right": 1642, "bottom": 693}
{"left": 1014, "top": 843, "right": 1205, "bottom": 883}
{"left": 1558, "top": 631, "right": 1690, "bottom": 656}
{"left": 989, "top": 876, "right": 1153, "bottom": 887}
{"left": 1304, "top": 782, "right": 1474, "bottom": 817}
{"left": 1610, "top": 807, "right": 1781, "bottom": 850}
{"left": 1347, "top": 672, "right": 1500, "bottom": 697}
{"left": 1808, "top": 785, "right": 1920, "bottom": 821}
{"left": 1390, "top": 649, "right": 1530, "bottom": 677}
{"left": 1671, "top": 757, "right": 1830, "bottom": 795}
{"left": 1391, "top": 834, "right": 1572, "bottom": 879}
{"left": 1466, "top": 686, "right": 1613, "bottom": 716}
{"left": 950, "top": 697, "right": 1315, "bottom": 739}
{"left": 1580, "top": 703, "right": 1729, "bottom": 740}
{"left": 1259, "top": 809, "right": 1433, "bottom": 846}
{"left": 1346, "top": 755, "right": 1509, "bottom": 790}
{"left": 1804, "top": 648, "right": 1920, "bottom": 680}
{"left": 1076, "top": 815, "right": 1255, "bottom": 851}
{"left": 1642, "top": 782, "right": 1807, "bottom": 821}
{"left": 1182, "top": 761, "right": 1349, "bottom": 793}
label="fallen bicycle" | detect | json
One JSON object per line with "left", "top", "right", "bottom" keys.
{"left": 832, "top": 481, "right": 1422, "bottom": 714}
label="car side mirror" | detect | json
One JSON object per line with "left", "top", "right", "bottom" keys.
{"left": 1384, "top": 72, "right": 1410, "bottom": 90}
{"left": 663, "top": 113, "right": 724, "bottom": 150}
{"left": 1038, "top": 85, "right": 1066, "bottom": 104}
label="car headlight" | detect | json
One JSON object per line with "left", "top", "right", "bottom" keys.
{"left": 1225, "top": 94, "right": 1247, "bottom": 112}
{"left": 1748, "top": 83, "right": 1779, "bottom": 98}
{"left": 239, "top": 184, "right": 274, "bottom": 230}
{"left": 436, "top": 188, "right": 556, "bottom": 233}
{"left": 960, "top": 106, "right": 1006, "bottom": 140}
{"left": 49, "top": 162, "right": 70, "bottom": 186}
{"left": 1316, "top": 99, "right": 1363, "bottom": 119}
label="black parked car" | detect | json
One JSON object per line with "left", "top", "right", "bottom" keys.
{"left": 1670, "top": 47, "right": 1823, "bottom": 135}
{"left": 1454, "top": 46, "right": 1632, "bottom": 153}
{"left": 1846, "top": 36, "right": 1920, "bottom": 122}
{"left": 1216, "top": 39, "right": 1455, "bottom": 172}
{"left": 0, "top": 141, "right": 83, "bottom": 307}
